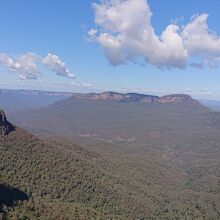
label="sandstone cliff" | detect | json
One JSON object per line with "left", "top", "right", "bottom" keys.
{"left": 71, "top": 92, "right": 199, "bottom": 105}
{"left": 0, "top": 110, "right": 15, "bottom": 135}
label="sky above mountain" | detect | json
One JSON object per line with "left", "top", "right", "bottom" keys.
{"left": 1, "top": 0, "right": 220, "bottom": 99}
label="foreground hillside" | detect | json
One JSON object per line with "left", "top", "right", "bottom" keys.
{"left": 0, "top": 111, "right": 184, "bottom": 219}
{"left": 1, "top": 126, "right": 157, "bottom": 219}
{"left": 0, "top": 114, "right": 220, "bottom": 219}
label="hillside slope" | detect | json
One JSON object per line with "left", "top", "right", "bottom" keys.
{"left": 1, "top": 127, "right": 152, "bottom": 219}
{"left": 0, "top": 113, "right": 185, "bottom": 219}
{"left": 2, "top": 110, "right": 220, "bottom": 219}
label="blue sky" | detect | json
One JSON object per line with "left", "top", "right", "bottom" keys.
{"left": 1, "top": 0, "right": 220, "bottom": 99}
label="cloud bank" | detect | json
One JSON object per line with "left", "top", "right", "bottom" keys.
{"left": 89, "top": 0, "right": 220, "bottom": 69}
{"left": 0, "top": 52, "right": 75, "bottom": 80}
{"left": 42, "top": 53, "right": 75, "bottom": 79}
{"left": 0, "top": 52, "right": 40, "bottom": 80}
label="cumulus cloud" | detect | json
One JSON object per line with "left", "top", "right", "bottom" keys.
{"left": 183, "top": 14, "right": 220, "bottom": 56}
{"left": 0, "top": 52, "right": 76, "bottom": 80}
{"left": 42, "top": 53, "right": 75, "bottom": 79}
{"left": 89, "top": 0, "right": 220, "bottom": 69}
{"left": 0, "top": 52, "right": 41, "bottom": 80}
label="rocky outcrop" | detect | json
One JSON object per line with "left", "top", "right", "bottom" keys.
{"left": 90, "top": 92, "right": 127, "bottom": 101}
{"left": 158, "top": 94, "right": 200, "bottom": 105}
{"left": 71, "top": 92, "right": 200, "bottom": 105}
{"left": 0, "top": 110, "right": 14, "bottom": 136}
{"left": 72, "top": 92, "right": 159, "bottom": 103}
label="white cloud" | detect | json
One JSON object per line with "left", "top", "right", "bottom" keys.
{"left": 81, "top": 82, "right": 95, "bottom": 88}
{"left": 90, "top": 0, "right": 187, "bottom": 68}
{"left": 183, "top": 14, "right": 220, "bottom": 56}
{"left": 0, "top": 52, "right": 76, "bottom": 80}
{"left": 87, "top": 28, "right": 98, "bottom": 41}
{"left": 90, "top": 0, "right": 220, "bottom": 69}
{"left": 182, "top": 14, "right": 220, "bottom": 67}
{"left": 70, "top": 81, "right": 95, "bottom": 89}
{"left": 0, "top": 52, "right": 41, "bottom": 80}
{"left": 42, "top": 53, "right": 75, "bottom": 79}
{"left": 70, "top": 81, "right": 80, "bottom": 87}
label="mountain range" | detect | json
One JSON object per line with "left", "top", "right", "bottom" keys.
{"left": 0, "top": 89, "right": 73, "bottom": 112}
{"left": 0, "top": 88, "right": 218, "bottom": 111}
{"left": 1, "top": 92, "right": 220, "bottom": 219}
{"left": 71, "top": 92, "right": 200, "bottom": 105}
{"left": 9, "top": 92, "right": 210, "bottom": 140}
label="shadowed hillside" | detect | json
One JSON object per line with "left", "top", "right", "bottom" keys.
{"left": 0, "top": 184, "right": 28, "bottom": 207}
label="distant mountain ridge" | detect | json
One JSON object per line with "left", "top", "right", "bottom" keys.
{"left": 0, "top": 89, "right": 73, "bottom": 97}
{"left": 0, "top": 89, "right": 74, "bottom": 112}
{"left": 0, "top": 89, "right": 200, "bottom": 105}
{"left": 71, "top": 92, "right": 200, "bottom": 105}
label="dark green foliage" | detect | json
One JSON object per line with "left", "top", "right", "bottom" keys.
{"left": 0, "top": 129, "right": 163, "bottom": 219}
